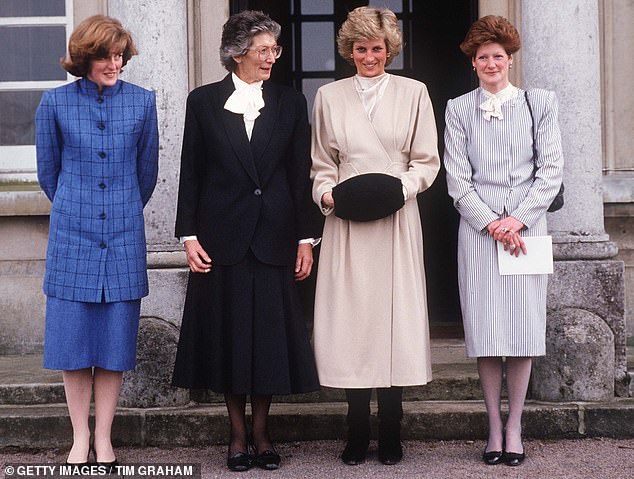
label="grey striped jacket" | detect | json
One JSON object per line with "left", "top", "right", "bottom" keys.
{"left": 443, "top": 87, "right": 564, "bottom": 232}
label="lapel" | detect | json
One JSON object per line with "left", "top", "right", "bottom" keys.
{"left": 250, "top": 82, "right": 278, "bottom": 171}
{"left": 218, "top": 74, "right": 260, "bottom": 185}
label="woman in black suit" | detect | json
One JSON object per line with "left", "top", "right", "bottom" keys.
{"left": 172, "top": 10, "right": 319, "bottom": 472}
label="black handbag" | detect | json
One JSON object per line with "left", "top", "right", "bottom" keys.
{"left": 525, "top": 90, "right": 564, "bottom": 212}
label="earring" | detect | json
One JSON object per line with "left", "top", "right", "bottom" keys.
{"left": 509, "top": 64, "right": 513, "bottom": 69}
{"left": 472, "top": 67, "right": 476, "bottom": 71}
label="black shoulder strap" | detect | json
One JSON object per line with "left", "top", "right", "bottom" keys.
{"left": 524, "top": 90, "right": 537, "bottom": 165}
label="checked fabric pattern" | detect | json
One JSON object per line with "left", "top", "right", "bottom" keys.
{"left": 36, "top": 77, "right": 159, "bottom": 303}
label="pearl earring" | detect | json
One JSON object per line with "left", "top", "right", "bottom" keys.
{"left": 509, "top": 64, "right": 513, "bottom": 69}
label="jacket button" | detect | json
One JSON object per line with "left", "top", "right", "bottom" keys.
{"left": 97, "top": 122, "right": 105, "bottom": 130}
{"left": 254, "top": 188, "right": 262, "bottom": 196}
{"left": 99, "top": 243, "right": 107, "bottom": 249}
{"left": 99, "top": 182, "right": 106, "bottom": 189}
{"left": 97, "top": 97, "right": 104, "bottom": 104}
{"left": 98, "top": 151, "right": 106, "bottom": 158}
{"left": 99, "top": 213, "right": 106, "bottom": 219}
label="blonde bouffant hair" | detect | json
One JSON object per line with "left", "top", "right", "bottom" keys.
{"left": 337, "top": 7, "right": 402, "bottom": 66}
{"left": 459, "top": 15, "right": 521, "bottom": 58}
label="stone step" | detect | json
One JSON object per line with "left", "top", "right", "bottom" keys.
{"left": 1, "top": 399, "right": 633, "bottom": 449}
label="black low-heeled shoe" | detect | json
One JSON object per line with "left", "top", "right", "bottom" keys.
{"left": 254, "top": 448, "right": 281, "bottom": 470}
{"left": 482, "top": 449, "right": 504, "bottom": 465}
{"left": 504, "top": 450, "right": 526, "bottom": 466}
{"left": 227, "top": 451, "right": 252, "bottom": 472}
{"left": 97, "top": 460, "right": 119, "bottom": 474}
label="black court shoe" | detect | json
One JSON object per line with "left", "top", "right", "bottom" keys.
{"left": 482, "top": 449, "right": 504, "bottom": 465}
{"left": 504, "top": 450, "right": 526, "bottom": 466}
{"left": 254, "top": 447, "right": 281, "bottom": 470}
{"left": 227, "top": 451, "right": 252, "bottom": 472}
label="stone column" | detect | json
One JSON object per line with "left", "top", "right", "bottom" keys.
{"left": 521, "top": 0, "right": 628, "bottom": 397}
{"left": 108, "top": 0, "right": 188, "bottom": 250}
{"left": 108, "top": 0, "right": 190, "bottom": 406}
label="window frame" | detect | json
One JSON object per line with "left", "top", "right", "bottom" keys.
{"left": 0, "top": 0, "right": 74, "bottom": 182}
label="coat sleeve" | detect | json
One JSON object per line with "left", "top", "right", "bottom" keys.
{"left": 137, "top": 90, "right": 160, "bottom": 206}
{"left": 310, "top": 88, "right": 339, "bottom": 216}
{"left": 286, "top": 92, "right": 321, "bottom": 239}
{"left": 400, "top": 83, "right": 441, "bottom": 200}
{"left": 444, "top": 99, "right": 500, "bottom": 232}
{"left": 175, "top": 91, "right": 205, "bottom": 238}
{"left": 35, "top": 91, "right": 62, "bottom": 202}
{"left": 510, "top": 91, "right": 564, "bottom": 228}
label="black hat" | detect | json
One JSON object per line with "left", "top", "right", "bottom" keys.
{"left": 332, "top": 173, "right": 405, "bottom": 222}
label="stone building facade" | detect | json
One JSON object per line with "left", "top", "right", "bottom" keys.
{"left": 0, "top": 1, "right": 631, "bottom": 400}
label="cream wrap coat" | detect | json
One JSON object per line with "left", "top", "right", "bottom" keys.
{"left": 311, "top": 75, "right": 440, "bottom": 388}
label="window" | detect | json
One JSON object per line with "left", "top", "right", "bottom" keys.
{"left": 0, "top": 0, "right": 74, "bottom": 182}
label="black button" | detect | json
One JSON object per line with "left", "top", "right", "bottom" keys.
{"left": 99, "top": 182, "right": 106, "bottom": 189}
{"left": 97, "top": 122, "right": 105, "bottom": 130}
{"left": 99, "top": 213, "right": 106, "bottom": 219}
{"left": 99, "top": 243, "right": 107, "bottom": 249}
{"left": 254, "top": 188, "right": 262, "bottom": 196}
{"left": 97, "top": 97, "right": 104, "bottom": 104}
{"left": 98, "top": 151, "right": 106, "bottom": 159}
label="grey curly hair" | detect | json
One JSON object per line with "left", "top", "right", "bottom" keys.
{"left": 219, "top": 10, "right": 281, "bottom": 72}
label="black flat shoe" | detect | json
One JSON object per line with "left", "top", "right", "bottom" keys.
{"left": 254, "top": 448, "right": 281, "bottom": 470}
{"left": 341, "top": 439, "right": 369, "bottom": 465}
{"left": 378, "top": 421, "right": 402, "bottom": 465}
{"left": 482, "top": 449, "right": 504, "bottom": 465}
{"left": 504, "top": 451, "right": 526, "bottom": 466}
{"left": 227, "top": 451, "right": 252, "bottom": 472}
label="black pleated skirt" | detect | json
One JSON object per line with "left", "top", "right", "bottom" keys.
{"left": 172, "top": 251, "right": 320, "bottom": 395}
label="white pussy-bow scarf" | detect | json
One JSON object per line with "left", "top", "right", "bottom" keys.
{"left": 479, "top": 83, "right": 518, "bottom": 121}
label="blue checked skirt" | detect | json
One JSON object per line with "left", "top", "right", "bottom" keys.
{"left": 43, "top": 296, "right": 141, "bottom": 371}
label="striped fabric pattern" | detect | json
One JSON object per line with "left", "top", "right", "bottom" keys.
{"left": 443, "top": 87, "right": 563, "bottom": 357}
{"left": 36, "top": 77, "right": 159, "bottom": 303}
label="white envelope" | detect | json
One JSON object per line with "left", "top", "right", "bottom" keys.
{"left": 497, "top": 235, "right": 554, "bottom": 275}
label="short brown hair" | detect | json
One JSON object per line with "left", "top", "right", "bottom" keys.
{"left": 337, "top": 7, "right": 402, "bottom": 66}
{"left": 459, "top": 15, "right": 520, "bottom": 58}
{"left": 61, "top": 15, "right": 138, "bottom": 77}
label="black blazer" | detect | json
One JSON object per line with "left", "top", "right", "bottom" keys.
{"left": 175, "top": 74, "right": 317, "bottom": 266}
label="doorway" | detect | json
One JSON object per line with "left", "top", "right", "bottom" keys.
{"left": 231, "top": 0, "right": 478, "bottom": 337}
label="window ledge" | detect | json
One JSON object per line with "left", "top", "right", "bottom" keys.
{"left": 603, "top": 175, "right": 634, "bottom": 203}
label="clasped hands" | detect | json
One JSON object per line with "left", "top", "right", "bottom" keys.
{"left": 487, "top": 216, "right": 527, "bottom": 257}
{"left": 184, "top": 239, "right": 313, "bottom": 280}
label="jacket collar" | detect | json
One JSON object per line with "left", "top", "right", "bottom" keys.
{"left": 78, "top": 77, "right": 122, "bottom": 97}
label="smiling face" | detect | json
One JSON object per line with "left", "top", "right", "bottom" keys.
{"left": 351, "top": 38, "right": 387, "bottom": 78}
{"left": 87, "top": 51, "right": 123, "bottom": 91}
{"left": 233, "top": 32, "right": 277, "bottom": 84}
{"left": 472, "top": 42, "right": 512, "bottom": 93}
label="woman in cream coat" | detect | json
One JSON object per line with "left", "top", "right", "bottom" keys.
{"left": 311, "top": 7, "right": 440, "bottom": 466}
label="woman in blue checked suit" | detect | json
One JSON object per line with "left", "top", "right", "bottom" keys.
{"left": 35, "top": 15, "right": 158, "bottom": 467}
{"left": 444, "top": 16, "right": 563, "bottom": 466}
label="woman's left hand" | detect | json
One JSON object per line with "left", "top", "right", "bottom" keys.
{"left": 491, "top": 216, "right": 527, "bottom": 256}
{"left": 294, "top": 243, "right": 314, "bottom": 281}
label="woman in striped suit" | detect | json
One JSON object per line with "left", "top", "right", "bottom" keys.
{"left": 443, "top": 16, "right": 563, "bottom": 466}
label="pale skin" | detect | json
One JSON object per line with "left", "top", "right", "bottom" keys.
{"left": 473, "top": 42, "right": 531, "bottom": 456}
{"left": 64, "top": 52, "right": 127, "bottom": 465}
{"left": 185, "top": 32, "right": 313, "bottom": 456}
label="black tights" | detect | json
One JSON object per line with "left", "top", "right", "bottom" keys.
{"left": 345, "top": 387, "right": 403, "bottom": 423}
{"left": 224, "top": 393, "right": 273, "bottom": 454}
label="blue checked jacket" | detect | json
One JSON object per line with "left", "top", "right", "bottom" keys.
{"left": 36, "top": 77, "right": 159, "bottom": 303}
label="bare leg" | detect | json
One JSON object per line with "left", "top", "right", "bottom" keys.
{"left": 62, "top": 368, "right": 93, "bottom": 463}
{"left": 251, "top": 395, "right": 273, "bottom": 452}
{"left": 93, "top": 368, "right": 122, "bottom": 463}
{"left": 224, "top": 394, "right": 248, "bottom": 454}
{"left": 505, "top": 357, "right": 532, "bottom": 453}
{"left": 477, "top": 357, "right": 504, "bottom": 452}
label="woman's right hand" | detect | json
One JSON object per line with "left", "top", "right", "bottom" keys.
{"left": 321, "top": 191, "right": 335, "bottom": 209}
{"left": 184, "top": 239, "right": 212, "bottom": 273}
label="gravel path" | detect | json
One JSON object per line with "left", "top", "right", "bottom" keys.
{"left": 2, "top": 438, "right": 633, "bottom": 479}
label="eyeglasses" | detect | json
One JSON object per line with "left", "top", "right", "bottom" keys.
{"left": 245, "top": 45, "right": 283, "bottom": 60}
